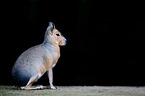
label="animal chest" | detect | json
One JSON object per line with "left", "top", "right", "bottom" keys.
{"left": 52, "top": 51, "right": 60, "bottom": 66}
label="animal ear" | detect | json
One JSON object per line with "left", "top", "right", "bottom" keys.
{"left": 50, "top": 22, "right": 55, "bottom": 29}
{"left": 49, "top": 22, "right": 55, "bottom": 28}
{"left": 46, "top": 22, "right": 55, "bottom": 35}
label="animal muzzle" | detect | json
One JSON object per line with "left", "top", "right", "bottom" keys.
{"left": 63, "top": 37, "right": 67, "bottom": 46}
{"left": 60, "top": 37, "right": 66, "bottom": 46}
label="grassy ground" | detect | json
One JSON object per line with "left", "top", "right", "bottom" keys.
{"left": 0, "top": 85, "right": 145, "bottom": 96}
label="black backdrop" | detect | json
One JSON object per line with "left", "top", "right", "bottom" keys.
{"left": 1, "top": 0, "right": 145, "bottom": 86}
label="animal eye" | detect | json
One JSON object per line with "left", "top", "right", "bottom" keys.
{"left": 56, "top": 33, "right": 60, "bottom": 36}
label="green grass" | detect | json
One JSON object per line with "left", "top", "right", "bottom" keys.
{"left": 0, "top": 85, "right": 145, "bottom": 96}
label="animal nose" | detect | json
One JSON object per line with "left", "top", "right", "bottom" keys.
{"left": 63, "top": 37, "right": 67, "bottom": 45}
{"left": 63, "top": 37, "right": 67, "bottom": 41}
{"left": 65, "top": 38, "right": 67, "bottom": 41}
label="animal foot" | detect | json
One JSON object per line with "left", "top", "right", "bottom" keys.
{"left": 35, "top": 85, "right": 44, "bottom": 89}
{"left": 20, "top": 85, "right": 44, "bottom": 90}
{"left": 20, "top": 86, "right": 25, "bottom": 90}
{"left": 50, "top": 85, "right": 56, "bottom": 90}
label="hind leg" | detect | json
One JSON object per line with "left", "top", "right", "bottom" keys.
{"left": 21, "top": 74, "right": 43, "bottom": 89}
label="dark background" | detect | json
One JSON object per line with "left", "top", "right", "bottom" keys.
{"left": 1, "top": 0, "right": 145, "bottom": 86}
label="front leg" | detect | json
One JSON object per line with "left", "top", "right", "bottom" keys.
{"left": 47, "top": 68, "right": 56, "bottom": 89}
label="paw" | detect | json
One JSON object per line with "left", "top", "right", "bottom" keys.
{"left": 35, "top": 85, "right": 44, "bottom": 89}
{"left": 20, "top": 85, "right": 44, "bottom": 90}
{"left": 20, "top": 86, "right": 32, "bottom": 90}
{"left": 20, "top": 86, "right": 25, "bottom": 90}
{"left": 50, "top": 86, "right": 56, "bottom": 90}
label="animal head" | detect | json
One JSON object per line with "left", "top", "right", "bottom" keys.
{"left": 44, "top": 22, "right": 66, "bottom": 46}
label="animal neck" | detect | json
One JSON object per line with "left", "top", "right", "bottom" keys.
{"left": 42, "top": 41, "right": 60, "bottom": 53}
{"left": 43, "top": 31, "right": 51, "bottom": 44}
